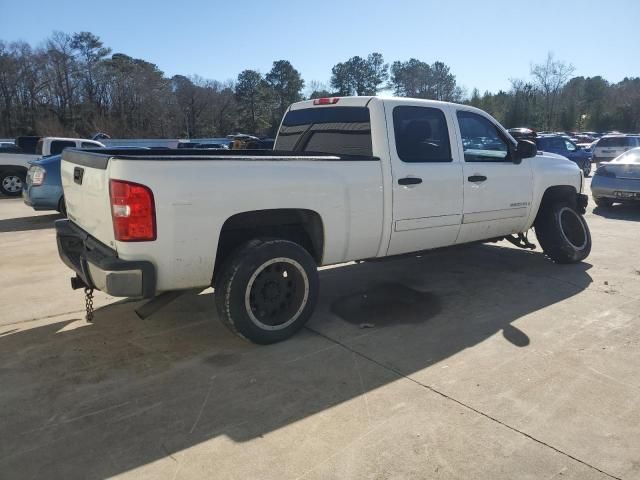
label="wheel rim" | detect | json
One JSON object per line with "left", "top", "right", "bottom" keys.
{"left": 244, "top": 257, "right": 309, "bottom": 331}
{"left": 2, "top": 175, "right": 23, "bottom": 193}
{"left": 558, "top": 207, "right": 587, "bottom": 250}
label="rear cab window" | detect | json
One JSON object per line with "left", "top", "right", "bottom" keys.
{"left": 275, "top": 106, "right": 372, "bottom": 157}
{"left": 598, "top": 137, "right": 630, "bottom": 148}
{"left": 393, "top": 106, "right": 452, "bottom": 162}
{"left": 50, "top": 140, "right": 76, "bottom": 155}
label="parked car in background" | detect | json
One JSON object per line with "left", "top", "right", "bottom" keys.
{"left": 591, "top": 147, "right": 640, "bottom": 207}
{"left": 592, "top": 135, "right": 640, "bottom": 166}
{"left": 23, "top": 146, "right": 144, "bottom": 214}
{"left": 507, "top": 128, "right": 537, "bottom": 141}
{"left": 23, "top": 154, "right": 66, "bottom": 214}
{"left": 0, "top": 137, "right": 104, "bottom": 196}
{"left": 195, "top": 143, "right": 229, "bottom": 149}
{"left": 535, "top": 134, "right": 592, "bottom": 177}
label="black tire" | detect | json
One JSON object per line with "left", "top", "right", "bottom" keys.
{"left": 535, "top": 202, "right": 591, "bottom": 264}
{"left": 58, "top": 196, "right": 67, "bottom": 216}
{"left": 594, "top": 197, "right": 613, "bottom": 208}
{"left": 582, "top": 163, "right": 591, "bottom": 177}
{"left": 0, "top": 170, "right": 25, "bottom": 196}
{"left": 214, "top": 239, "right": 319, "bottom": 344}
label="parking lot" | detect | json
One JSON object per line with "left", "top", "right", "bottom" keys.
{"left": 1, "top": 181, "right": 639, "bottom": 480}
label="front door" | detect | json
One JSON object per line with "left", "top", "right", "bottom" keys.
{"left": 387, "top": 101, "right": 464, "bottom": 256}
{"left": 454, "top": 109, "right": 533, "bottom": 244}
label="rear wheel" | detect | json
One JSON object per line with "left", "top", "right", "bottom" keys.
{"left": 0, "top": 170, "right": 25, "bottom": 196}
{"left": 214, "top": 239, "right": 319, "bottom": 344}
{"left": 582, "top": 163, "right": 591, "bottom": 177}
{"left": 594, "top": 197, "right": 613, "bottom": 208}
{"left": 535, "top": 201, "right": 591, "bottom": 264}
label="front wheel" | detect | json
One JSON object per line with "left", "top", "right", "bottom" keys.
{"left": 535, "top": 202, "right": 591, "bottom": 264}
{"left": 214, "top": 239, "right": 319, "bottom": 344}
{"left": 0, "top": 171, "right": 25, "bottom": 196}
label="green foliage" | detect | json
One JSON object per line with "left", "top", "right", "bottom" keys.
{"left": 0, "top": 35, "right": 638, "bottom": 139}
{"left": 330, "top": 53, "right": 388, "bottom": 96}
{"left": 389, "top": 59, "right": 463, "bottom": 101}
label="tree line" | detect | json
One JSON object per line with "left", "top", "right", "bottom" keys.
{"left": 1, "top": 32, "right": 639, "bottom": 140}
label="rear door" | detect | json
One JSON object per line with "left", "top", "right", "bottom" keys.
{"left": 454, "top": 109, "right": 533, "bottom": 244}
{"left": 386, "top": 100, "right": 464, "bottom": 255}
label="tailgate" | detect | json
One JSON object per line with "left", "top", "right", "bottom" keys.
{"left": 61, "top": 150, "right": 116, "bottom": 248}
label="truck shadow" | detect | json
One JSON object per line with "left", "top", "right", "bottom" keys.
{"left": 592, "top": 204, "right": 640, "bottom": 222}
{"left": 0, "top": 243, "right": 592, "bottom": 478}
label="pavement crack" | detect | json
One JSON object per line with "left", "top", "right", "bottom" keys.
{"left": 305, "top": 326, "right": 623, "bottom": 480}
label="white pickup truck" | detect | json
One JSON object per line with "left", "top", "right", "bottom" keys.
{"left": 56, "top": 96, "right": 591, "bottom": 343}
{"left": 0, "top": 137, "right": 104, "bottom": 196}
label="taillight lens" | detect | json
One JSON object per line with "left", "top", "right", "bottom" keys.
{"left": 313, "top": 97, "right": 340, "bottom": 105}
{"left": 109, "top": 179, "right": 156, "bottom": 241}
{"left": 30, "top": 166, "right": 46, "bottom": 186}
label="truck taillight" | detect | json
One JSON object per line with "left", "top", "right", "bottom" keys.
{"left": 313, "top": 97, "right": 340, "bottom": 105}
{"left": 109, "top": 179, "right": 156, "bottom": 241}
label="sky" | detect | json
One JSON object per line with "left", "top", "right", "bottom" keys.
{"left": 1, "top": 0, "right": 638, "bottom": 95}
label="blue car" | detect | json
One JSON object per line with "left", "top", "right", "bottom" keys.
{"left": 23, "top": 146, "right": 149, "bottom": 215}
{"left": 23, "top": 154, "right": 66, "bottom": 215}
{"left": 535, "top": 135, "right": 592, "bottom": 177}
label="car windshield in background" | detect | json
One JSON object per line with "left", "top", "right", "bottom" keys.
{"left": 612, "top": 149, "right": 640, "bottom": 164}
{"left": 275, "top": 106, "right": 372, "bottom": 157}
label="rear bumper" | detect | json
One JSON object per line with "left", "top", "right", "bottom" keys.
{"left": 22, "top": 184, "right": 62, "bottom": 211}
{"left": 55, "top": 219, "right": 156, "bottom": 298}
{"left": 591, "top": 176, "right": 640, "bottom": 200}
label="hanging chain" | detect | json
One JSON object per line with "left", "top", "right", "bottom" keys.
{"left": 84, "top": 287, "right": 94, "bottom": 322}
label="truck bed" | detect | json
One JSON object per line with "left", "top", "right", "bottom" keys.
{"left": 60, "top": 147, "right": 385, "bottom": 293}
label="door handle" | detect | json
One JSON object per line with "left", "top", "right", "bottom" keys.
{"left": 467, "top": 175, "right": 487, "bottom": 183}
{"left": 398, "top": 177, "right": 422, "bottom": 185}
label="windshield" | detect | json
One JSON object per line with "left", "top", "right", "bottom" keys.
{"left": 612, "top": 148, "right": 640, "bottom": 164}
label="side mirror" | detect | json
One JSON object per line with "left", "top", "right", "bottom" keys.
{"left": 514, "top": 139, "right": 537, "bottom": 163}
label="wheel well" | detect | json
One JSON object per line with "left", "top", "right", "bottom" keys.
{"left": 534, "top": 185, "right": 578, "bottom": 224}
{"left": 0, "top": 166, "right": 27, "bottom": 176}
{"left": 214, "top": 209, "right": 324, "bottom": 280}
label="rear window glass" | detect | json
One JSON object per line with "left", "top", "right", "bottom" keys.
{"left": 275, "top": 106, "right": 372, "bottom": 157}
{"left": 393, "top": 106, "right": 451, "bottom": 162}
{"left": 50, "top": 140, "right": 76, "bottom": 155}
{"left": 598, "top": 137, "right": 631, "bottom": 148}
{"left": 81, "top": 141, "right": 99, "bottom": 148}
{"left": 612, "top": 149, "right": 640, "bottom": 164}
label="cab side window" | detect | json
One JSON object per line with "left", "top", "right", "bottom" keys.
{"left": 457, "top": 111, "right": 511, "bottom": 162}
{"left": 393, "top": 106, "right": 452, "bottom": 163}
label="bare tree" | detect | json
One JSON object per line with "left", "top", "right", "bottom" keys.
{"left": 531, "top": 53, "right": 574, "bottom": 130}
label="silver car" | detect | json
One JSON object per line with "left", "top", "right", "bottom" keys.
{"left": 591, "top": 147, "right": 640, "bottom": 207}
